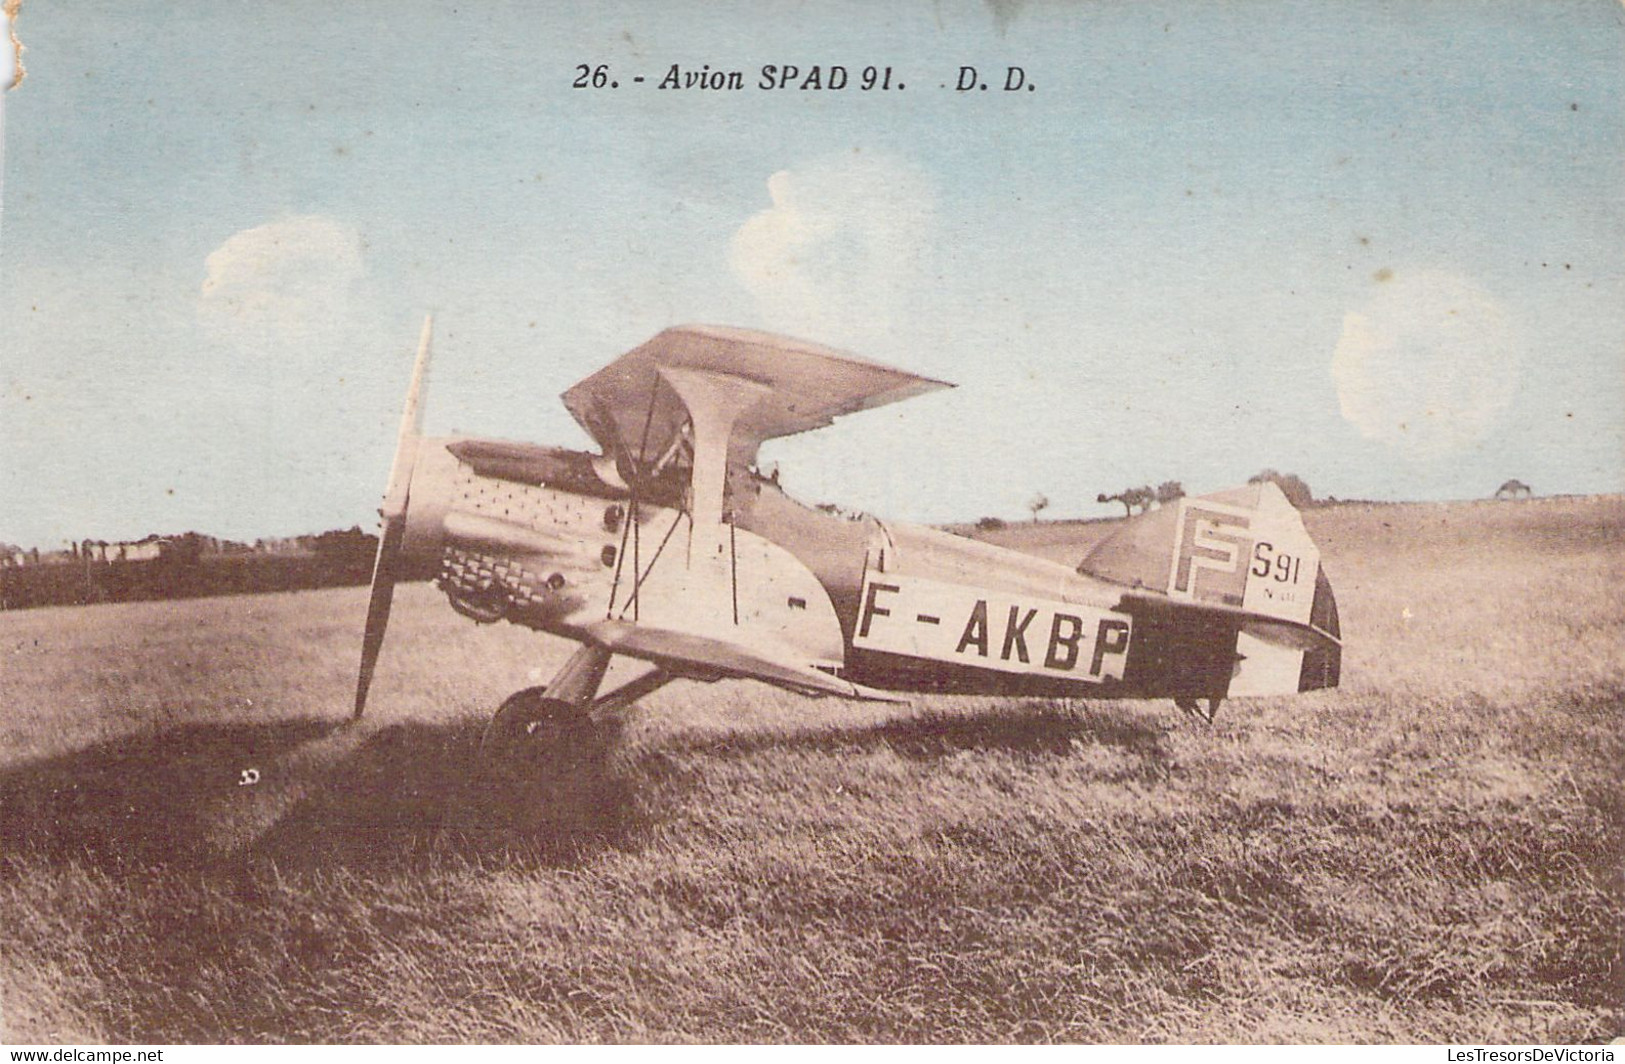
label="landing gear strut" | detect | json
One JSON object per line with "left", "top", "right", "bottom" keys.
{"left": 1174, "top": 696, "right": 1223, "bottom": 724}
{"left": 479, "top": 643, "right": 674, "bottom": 757}
{"left": 479, "top": 640, "right": 612, "bottom": 759}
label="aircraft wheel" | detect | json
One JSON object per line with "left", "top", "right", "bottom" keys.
{"left": 480, "top": 686, "right": 559, "bottom": 752}
{"left": 475, "top": 687, "right": 625, "bottom": 838}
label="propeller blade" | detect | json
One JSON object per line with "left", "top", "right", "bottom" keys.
{"left": 354, "top": 514, "right": 404, "bottom": 718}
{"left": 353, "top": 315, "right": 434, "bottom": 719}
{"left": 381, "top": 313, "right": 434, "bottom": 520}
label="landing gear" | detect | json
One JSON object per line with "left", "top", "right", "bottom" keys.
{"left": 473, "top": 644, "right": 672, "bottom": 837}
{"left": 481, "top": 686, "right": 615, "bottom": 789}
{"left": 481, "top": 686, "right": 585, "bottom": 754}
{"left": 1174, "top": 696, "right": 1223, "bottom": 724}
{"left": 475, "top": 684, "right": 625, "bottom": 837}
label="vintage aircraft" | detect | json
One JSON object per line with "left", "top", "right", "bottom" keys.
{"left": 354, "top": 318, "right": 1340, "bottom": 763}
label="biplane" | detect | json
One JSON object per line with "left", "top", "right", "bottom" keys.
{"left": 354, "top": 319, "right": 1340, "bottom": 761}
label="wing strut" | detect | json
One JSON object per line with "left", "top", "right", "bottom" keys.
{"left": 604, "top": 386, "right": 661, "bottom": 620}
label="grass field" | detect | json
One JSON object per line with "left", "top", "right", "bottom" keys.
{"left": 2, "top": 496, "right": 1621, "bottom": 1043}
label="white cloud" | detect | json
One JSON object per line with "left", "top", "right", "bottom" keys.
{"left": 199, "top": 215, "right": 365, "bottom": 351}
{"left": 1330, "top": 270, "right": 1520, "bottom": 457}
{"left": 728, "top": 153, "right": 935, "bottom": 349}
{"left": 189, "top": 215, "right": 392, "bottom": 536}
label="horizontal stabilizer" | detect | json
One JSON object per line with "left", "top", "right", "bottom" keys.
{"left": 1118, "top": 590, "right": 1340, "bottom": 653}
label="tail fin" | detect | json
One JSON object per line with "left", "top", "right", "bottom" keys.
{"left": 1081, "top": 482, "right": 1340, "bottom": 695}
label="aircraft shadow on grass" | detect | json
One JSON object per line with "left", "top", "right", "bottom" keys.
{"left": 0, "top": 703, "right": 1169, "bottom": 875}
{"left": 0, "top": 717, "right": 340, "bottom": 869}
{"left": 658, "top": 703, "right": 1171, "bottom": 768}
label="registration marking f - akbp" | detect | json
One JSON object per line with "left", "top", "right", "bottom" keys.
{"left": 854, "top": 574, "right": 1132, "bottom": 682}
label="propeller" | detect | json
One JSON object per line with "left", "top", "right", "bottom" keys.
{"left": 354, "top": 314, "right": 434, "bottom": 718}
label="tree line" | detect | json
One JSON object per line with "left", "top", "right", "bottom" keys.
{"left": 983, "top": 470, "right": 1320, "bottom": 530}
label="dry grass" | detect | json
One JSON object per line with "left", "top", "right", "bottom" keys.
{"left": 2, "top": 497, "right": 1621, "bottom": 1043}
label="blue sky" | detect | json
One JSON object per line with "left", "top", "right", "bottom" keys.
{"left": 2, "top": 0, "right": 1621, "bottom": 547}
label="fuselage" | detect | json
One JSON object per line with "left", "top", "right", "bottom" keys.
{"left": 396, "top": 435, "right": 1339, "bottom": 704}
{"left": 398, "top": 436, "right": 1164, "bottom": 697}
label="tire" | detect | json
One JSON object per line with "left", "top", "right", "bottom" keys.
{"left": 479, "top": 686, "right": 558, "bottom": 755}
{"left": 475, "top": 687, "right": 626, "bottom": 840}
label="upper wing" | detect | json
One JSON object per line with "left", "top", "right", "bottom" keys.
{"left": 561, "top": 325, "right": 952, "bottom": 470}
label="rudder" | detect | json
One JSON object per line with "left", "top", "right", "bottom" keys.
{"left": 1080, "top": 481, "right": 1341, "bottom": 697}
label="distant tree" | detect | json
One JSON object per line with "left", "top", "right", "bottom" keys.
{"left": 1248, "top": 469, "right": 1314, "bottom": 509}
{"left": 159, "top": 532, "right": 205, "bottom": 566}
{"left": 1495, "top": 479, "right": 1532, "bottom": 500}
{"left": 1027, "top": 493, "right": 1050, "bottom": 523}
{"left": 1154, "top": 481, "right": 1185, "bottom": 506}
{"left": 975, "top": 516, "right": 1007, "bottom": 531}
{"left": 313, "top": 526, "right": 377, "bottom": 562}
{"left": 1097, "top": 486, "right": 1155, "bottom": 516}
